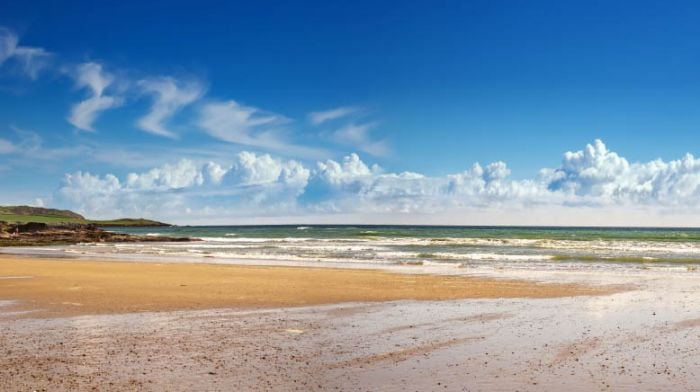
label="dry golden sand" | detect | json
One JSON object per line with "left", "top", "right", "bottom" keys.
{"left": 0, "top": 255, "right": 612, "bottom": 318}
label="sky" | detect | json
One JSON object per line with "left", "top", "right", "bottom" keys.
{"left": 2, "top": 0, "right": 700, "bottom": 225}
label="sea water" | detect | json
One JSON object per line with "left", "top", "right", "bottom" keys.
{"left": 6, "top": 225, "right": 700, "bottom": 283}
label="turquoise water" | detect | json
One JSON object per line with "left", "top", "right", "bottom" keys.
{"left": 111, "top": 225, "right": 700, "bottom": 242}
{"left": 93, "top": 225, "right": 700, "bottom": 267}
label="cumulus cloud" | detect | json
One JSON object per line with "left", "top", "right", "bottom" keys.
{"left": 67, "top": 62, "right": 123, "bottom": 131}
{"left": 315, "top": 153, "right": 381, "bottom": 186}
{"left": 547, "top": 139, "right": 700, "bottom": 206}
{"left": 58, "top": 171, "right": 124, "bottom": 217}
{"left": 137, "top": 77, "right": 205, "bottom": 138}
{"left": 310, "top": 140, "right": 700, "bottom": 213}
{"left": 125, "top": 159, "right": 205, "bottom": 190}
{"left": 0, "top": 28, "right": 51, "bottom": 79}
{"left": 308, "top": 106, "right": 358, "bottom": 125}
{"left": 310, "top": 154, "right": 550, "bottom": 214}
{"left": 57, "top": 154, "right": 310, "bottom": 218}
{"left": 226, "top": 151, "right": 310, "bottom": 189}
{"left": 54, "top": 140, "right": 700, "bottom": 222}
{"left": 204, "top": 161, "right": 229, "bottom": 185}
{"left": 58, "top": 160, "right": 207, "bottom": 218}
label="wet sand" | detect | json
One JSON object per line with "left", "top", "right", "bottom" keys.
{"left": 2, "top": 255, "right": 698, "bottom": 391}
{"left": 0, "top": 255, "right": 608, "bottom": 318}
{"left": 1, "top": 291, "right": 699, "bottom": 391}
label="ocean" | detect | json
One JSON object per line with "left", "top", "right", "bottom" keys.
{"left": 6, "top": 225, "right": 680, "bottom": 273}
{"left": 7, "top": 225, "right": 700, "bottom": 283}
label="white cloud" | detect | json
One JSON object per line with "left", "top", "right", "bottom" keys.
{"left": 309, "top": 106, "right": 390, "bottom": 157}
{"left": 0, "top": 127, "right": 92, "bottom": 171}
{"left": 57, "top": 154, "right": 309, "bottom": 218}
{"left": 204, "top": 161, "right": 229, "bottom": 185}
{"left": 226, "top": 151, "right": 310, "bottom": 189}
{"left": 58, "top": 171, "right": 124, "bottom": 217}
{"left": 125, "top": 159, "right": 205, "bottom": 190}
{"left": 67, "top": 62, "right": 123, "bottom": 131}
{"left": 218, "top": 152, "right": 311, "bottom": 207}
{"left": 547, "top": 139, "right": 700, "bottom": 207}
{"left": 0, "top": 29, "right": 15, "bottom": 64}
{"left": 58, "top": 160, "right": 208, "bottom": 218}
{"left": 315, "top": 153, "right": 381, "bottom": 186}
{"left": 0, "top": 126, "right": 42, "bottom": 155}
{"left": 54, "top": 140, "right": 700, "bottom": 224}
{"left": 310, "top": 140, "right": 700, "bottom": 215}
{"left": 11, "top": 46, "right": 51, "bottom": 79}
{"left": 137, "top": 77, "right": 205, "bottom": 138}
{"left": 0, "top": 28, "right": 51, "bottom": 79}
{"left": 198, "top": 100, "right": 286, "bottom": 145}
{"left": 198, "top": 100, "right": 326, "bottom": 158}
{"left": 330, "top": 122, "right": 389, "bottom": 157}
{"left": 311, "top": 154, "right": 548, "bottom": 214}
{"left": 308, "top": 106, "right": 358, "bottom": 125}
{"left": 0, "top": 138, "right": 16, "bottom": 154}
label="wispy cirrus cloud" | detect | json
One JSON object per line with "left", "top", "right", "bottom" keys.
{"left": 0, "top": 138, "right": 16, "bottom": 154}
{"left": 198, "top": 100, "right": 287, "bottom": 145}
{"left": 0, "top": 28, "right": 52, "bottom": 79}
{"left": 307, "top": 106, "right": 359, "bottom": 125}
{"left": 0, "top": 126, "right": 89, "bottom": 163}
{"left": 0, "top": 25, "right": 386, "bottom": 164}
{"left": 310, "top": 105, "right": 390, "bottom": 157}
{"left": 137, "top": 77, "right": 205, "bottom": 138}
{"left": 0, "top": 126, "right": 41, "bottom": 155}
{"left": 67, "top": 62, "right": 123, "bottom": 132}
{"left": 198, "top": 100, "right": 327, "bottom": 158}
{"left": 330, "top": 122, "right": 389, "bottom": 157}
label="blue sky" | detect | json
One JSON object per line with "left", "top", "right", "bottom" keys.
{"left": 2, "top": 1, "right": 700, "bottom": 225}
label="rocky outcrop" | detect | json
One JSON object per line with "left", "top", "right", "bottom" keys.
{"left": 0, "top": 221, "right": 194, "bottom": 246}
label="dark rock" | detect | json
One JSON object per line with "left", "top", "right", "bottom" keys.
{"left": 17, "top": 222, "right": 48, "bottom": 233}
{"left": 0, "top": 222, "right": 197, "bottom": 247}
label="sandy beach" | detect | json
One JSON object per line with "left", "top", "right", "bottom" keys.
{"left": 0, "top": 255, "right": 607, "bottom": 318}
{"left": 1, "top": 254, "right": 699, "bottom": 391}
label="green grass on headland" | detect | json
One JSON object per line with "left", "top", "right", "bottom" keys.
{"left": 0, "top": 214, "right": 85, "bottom": 224}
{"left": 0, "top": 205, "right": 84, "bottom": 219}
{"left": 93, "top": 218, "right": 169, "bottom": 227}
{"left": 0, "top": 206, "right": 169, "bottom": 227}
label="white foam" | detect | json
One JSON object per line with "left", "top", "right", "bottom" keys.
{"left": 198, "top": 237, "right": 315, "bottom": 243}
{"left": 419, "top": 252, "right": 555, "bottom": 262}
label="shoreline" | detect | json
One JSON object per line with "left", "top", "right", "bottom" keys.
{"left": 0, "top": 254, "right": 615, "bottom": 318}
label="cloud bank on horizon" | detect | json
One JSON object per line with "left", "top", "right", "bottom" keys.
{"left": 55, "top": 139, "right": 700, "bottom": 225}
{"left": 2, "top": 25, "right": 700, "bottom": 225}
